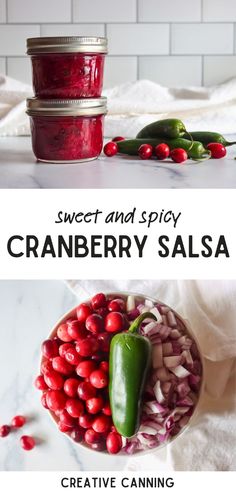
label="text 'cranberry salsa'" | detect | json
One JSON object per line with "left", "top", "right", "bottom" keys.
{"left": 35, "top": 293, "right": 203, "bottom": 455}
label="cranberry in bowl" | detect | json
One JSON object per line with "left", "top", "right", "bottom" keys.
{"left": 26, "top": 97, "right": 107, "bottom": 163}
{"left": 27, "top": 36, "right": 108, "bottom": 99}
{"left": 36, "top": 292, "right": 204, "bottom": 456}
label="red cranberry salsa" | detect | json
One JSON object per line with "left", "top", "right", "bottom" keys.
{"left": 27, "top": 97, "right": 107, "bottom": 163}
{"left": 27, "top": 37, "right": 108, "bottom": 99}
{"left": 36, "top": 293, "right": 203, "bottom": 455}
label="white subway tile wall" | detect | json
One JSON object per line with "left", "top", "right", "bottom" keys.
{"left": 0, "top": 0, "right": 6, "bottom": 23}
{"left": 139, "top": 56, "right": 202, "bottom": 87}
{"left": 138, "top": 0, "right": 201, "bottom": 22}
{"left": 0, "top": 57, "right": 6, "bottom": 74}
{"left": 0, "top": 0, "right": 236, "bottom": 87}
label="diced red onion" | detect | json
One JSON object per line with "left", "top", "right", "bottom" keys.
{"left": 176, "top": 379, "right": 191, "bottom": 398}
{"left": 167, "top": 310, "right": 177, "bottom": 328}
{"left": 154, "top": 367, "right": 172, "bottom": 382}
{"left": 152, "top": 343, "right": 163, "bottom": 369}
{"left": 144, "top": 400, "right": 167, "bottom": 414}
{"left": 153, "top": 380, "right": 165, "bottom": 404}
{"left": 144, "top": 299, "right": 154, "bottom": 309}
{"left": 159, "top": 305, "right": 170, "bottom": 315}
{"left": 150, "top": 306, "right": 163, "bottom": 323}
{"left": 170, "top": 329, "right": 181, "bottom": 339}
{"left": 171, "top": 365, "right": 191, "bottom": 378}
{"left": 164, "top": 355, "right": 183, "bottom": 368}
{"left": 176, "top": 396, "right": 194, "bottom": 407}
{"left": 182, "top": 349, "right": 194, "bottom": 367}
{"left": 127, "top": 308, "right": 140, "bottom": 321}
{"left": 162, "top": 342, "right": 173, "bottom": 356}
{"left": 142, "top": 321, "right": 160, "bottom": 336}
{"left": 126, "top": 295, "right": 136, "bottom": 312}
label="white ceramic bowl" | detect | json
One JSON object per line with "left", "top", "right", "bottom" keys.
{"left": 40, "top": 291, "right": 205, "bottom": 457}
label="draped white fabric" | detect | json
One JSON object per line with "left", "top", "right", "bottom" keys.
{"left": 2, "top": 75, "right": 236, "bottom": 138}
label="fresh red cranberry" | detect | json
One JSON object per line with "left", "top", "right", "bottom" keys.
{"left": 76, "top": 304, "right": 92, "bottom": 322}
{"left": 12, "top": 415, "right": 26, "bottom": 428}
{"left": 170, "top": 148, "right": 188, "bottom": 163}
{"left": 105, "top": 312, "right": 125, "bottom": 333}
{"left": 85, "top": 314, "right": 104, "bottom": 334}
{"left": 78, "top": 413, "right": 94, "bottom": 429}
{"left": 41, "top": 359, "right": 53, "bottom": 375}
{"left": 84, "top": 428, "right": 101, "bottom": 445}
{"left": 86, "top": 396, "right": 103, "bottom": 414}
{"left": 59, "top": 343, "right": 73, "bottom": 359}
{"left": 44, "top": 370, "right": 64, "bottom": 390}
{"left": 46, "top": 390, "right": 66, "bottom": 411}
{"left": 34, "top": 375, "right": 47, "bottom": 390}
{"left": 96, "top": 307, "right": 108, "bottom": 318}
{"left": 76, "top": 337, "right": 98, "bottom": 357}
{"left": 70, "top": 427, "right": 84, "bottom": 443}
{"left": 52, "top": 356, "right": 73, "bottom": 376}
{"left": 92, "top": 414, "right": 111, "bottom": 433}
{"left": 77, "top": 381, "right": 96, "bottom": 401}
{"left": 64, "top": 378, "right": 80, "bottom": 398}
{"left": 20, "top": 435, "right": 35, "bottom": 451}
{"left": 41, "top": 391, "right": 49, "bottom": 409}
{"left": 99, "top": 361, "right": 109, "bottom": 373}
{"left": 138, "top": 143, "right": 153, "bottom": 159}
{"left": 102, "top": 402, "right": 112, "bottom": 416}
{"left": 91, "top": 352, "right": 104, "bottom": 362}
{"left": 103, "top": 141, "right": 118, "bottom": 157}
{"left": 91, "top": 293, "right": 107, "bottom": 310}
{"left": 76, "top": 360, "right": 97, "bottom": 378}
{"left": 57, "top": 324, "right": 72, "bottom": 342}
{"left": 0, "top": 425, "right": 10, "bottom": 437}
{"left": 41, "top": 339, "right": 58, "bottom": 359}
{"left": 207, "top": 142, "right": 227, "bottom": 159}
{"left": 154, "top": 143, "right": 170, "bottom": 160}
{"left": 67, "top": 320, "right": 87, "bottom": 340}
{"left": 59, "top": 410, "right": 76, "bottom": 428}
{"left": 97, "top": 332, "right": 112, "bottom": 352}
{"left": 90, "top": 441, "right": 106, "bottom": 451}
{"left": 64, "top": 347, "right": 81, "bottom": 366}
{"left": 58, "top": 421, "right": 73, "bottom": 433}
{"left": 112, "top": 136, "right": 125, "bottom": 142}
{"left": 108, "top": 298, "right": 125, "bottom": 312}
{"left": 106, "top": 432, "right": 122, "bottom": 454}
{"left": 65, "top": 399, "right": 84, "bottom": 418}
{"left": 90, "top": 369, "right": 108, "bottom": 389}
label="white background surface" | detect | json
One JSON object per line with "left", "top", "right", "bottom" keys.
{"left": 1, "top": 0, "right": 236, "bottom": 87}
{"left": 1, "top": 136, "right": 236, "bottom": 189}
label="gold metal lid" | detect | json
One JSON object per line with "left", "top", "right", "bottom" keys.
{"left": 27, "top": 36, "right": 108, "bottom": 54}
{"left": 26, "top": 97, "right": 107, "bottom": 117}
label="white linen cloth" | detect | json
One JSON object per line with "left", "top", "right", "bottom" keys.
{"left": 67, "top": 280, "right": 236, "bottom": 471}
{"left": 1, "top": 74, "right": 236, "bottom": 137}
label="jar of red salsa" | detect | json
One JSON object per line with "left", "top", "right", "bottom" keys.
{"left": 26, "top": 97, "right": 107, "bottom": 163}
{"left": 27, "top": 36, "right": 108, "bottom": 99}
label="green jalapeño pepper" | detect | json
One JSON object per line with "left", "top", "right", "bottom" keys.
{"left": 183, "top": 131, "right": 236, "bottom": 147}
{"left": 109, "top": 311, "right": 157, "bottom": 438}
{"left": 136, "top": 118, "right": 187, "bottom": 139}
{"left": 117, "top": 137, "right": 210, "bottom": 160}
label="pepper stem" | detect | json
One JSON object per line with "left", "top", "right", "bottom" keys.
{"left": 226, "top": 141, "right": 236, "bottom": 146}
{"left": 128, "top": 311, "right": 157, "bottom": 334}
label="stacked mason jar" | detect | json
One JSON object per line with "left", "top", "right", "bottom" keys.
{"left": 26, "top": 37, "right": 108, "bottom": 163}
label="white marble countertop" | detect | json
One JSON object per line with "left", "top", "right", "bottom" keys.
{"left": 0, "top": 281, "right": 127, "bottom": 471}
{"left": 0, "top": 136, "right": 236, "bottom": 189}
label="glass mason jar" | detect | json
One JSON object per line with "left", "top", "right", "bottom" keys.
{"left": 27, "top": 36, "right": 108, "bottom": 99}
{"left": 26, "top": 97, "right": 107, "bottom": 163}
